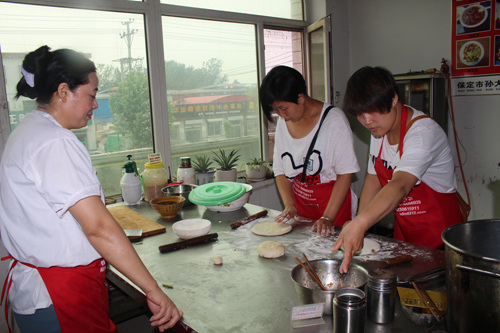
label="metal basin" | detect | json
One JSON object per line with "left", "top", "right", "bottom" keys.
{"left": 161, "top": 184, "right": 197, "bottom": 206}
{"left": 291, "top": 259, "right": 368, "bottom": 314}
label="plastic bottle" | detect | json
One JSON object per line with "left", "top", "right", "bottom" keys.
{"left": 120, "top": 155, "right": 142, "bottom": 205}
{"left": 177, "top": 156, "right": 196, "bottom": 185}
{"left": 142, "top": 154, "right": 168, "bottom": 202}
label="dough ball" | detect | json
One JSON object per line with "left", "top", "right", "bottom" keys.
{"left": 257, "top": 241, "right": 285, "bottom": 258}
{"left": 213, "top": 256, "right": 223, "bottom": 265}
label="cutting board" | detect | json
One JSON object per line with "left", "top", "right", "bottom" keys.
{"left": 108, "top": 205, "right": 166, "bottom": 237}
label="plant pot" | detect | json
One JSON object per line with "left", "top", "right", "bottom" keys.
{"left": 266, "top": 163, "right": 274, "bottom": 178}
{"left": 214, "top": 168, "right": 237, "bottom": 182}
{"left": 196, "top": 171, "right": 215, "bottom": 185}
{"left": 245, "top": 165, "right": 267, "bottom": 181}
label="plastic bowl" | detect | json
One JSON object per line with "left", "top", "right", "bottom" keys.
{"left": 172, "top": 219, "right": 211, "bottom": 239}
{"left": 291, "top": 259, "right": 368, "bottom": 314}
{"left": 161, "top": 184, "right": 197, "bottom": 206}
{"left": 206, "top": 184, "right": 252, "bottom": 212}
{"left": 150, "top": 196, "right": 185, "bottom": 219}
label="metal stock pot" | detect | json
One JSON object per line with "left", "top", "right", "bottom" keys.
{"left": 442, "top": 219, "right": 500, "bottom": 333}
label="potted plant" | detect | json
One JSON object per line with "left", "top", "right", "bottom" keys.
{"left": 245, "top": 157, "right": 270, "bottom": 181}
{"left": 192, "top": 155, "right": 215, "bottom": 185}
{"left": 212, "top": 149, "right": 241, "bottom": 182}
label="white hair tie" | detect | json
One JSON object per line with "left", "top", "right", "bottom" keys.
{"left": 20, "top": 66, "right": 35, "bottom": 88}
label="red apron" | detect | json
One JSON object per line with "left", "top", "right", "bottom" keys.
{"left": 2, "top": 258, "right": 117, "bottom": 333}
{"left": 374, "top": 106, "right": 463, "bottom": 248}
{"left": 292, "top": 175, "right": 352, "bottom": 226}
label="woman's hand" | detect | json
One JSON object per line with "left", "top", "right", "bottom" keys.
{"left": 312, "top": 217, "right": 334, "bottom": 237}
{"left": 146, "top": 287, "right": 183, "bottom": 332}
{"left": 332, "top": 220, "right": 366, "bottom": 274}
{"left": 275, "top": 204, "right": 297, "bottom": 223}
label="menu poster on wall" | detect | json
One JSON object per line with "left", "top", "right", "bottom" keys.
{"left": 452, "top": 0, "right": 500, "bottom": 77}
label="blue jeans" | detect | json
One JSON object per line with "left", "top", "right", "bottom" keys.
{"left": 14, "top": 305, "right": 61, "bottom": 333}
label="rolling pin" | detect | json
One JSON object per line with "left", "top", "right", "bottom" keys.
{"left": 230, "top": 210, "right": 268, "bottom": 229}
{"left": 159, "top": 233, "right": 218, "bottom": 253}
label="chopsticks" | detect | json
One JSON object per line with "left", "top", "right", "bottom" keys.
{"left": 295, "top": 254, "right": 326, "bottom": 291}
{"left": 411, "top": 281, "right": 443, "bottom": 321}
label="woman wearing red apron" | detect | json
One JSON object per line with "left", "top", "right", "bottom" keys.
{"left": 0, "top": 46, "right": 182, "bottom": 332}
{"left": 260, "top": 66, "right": 360, "bottom": 237}
{"left": 334, "top": 66, "right": 463, "bottom": 274}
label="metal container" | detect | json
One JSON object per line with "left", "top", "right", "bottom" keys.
{"left": 442, "top": 219, "right": 500, "bottom": 333}
{"left": 333, "top": 287, "right": 366, "bottom": 333}
{"left": 367, "top": 268, "right": 396, "bottom": 324}
{"left": 291, "top": 259, "right": 368, "bottom": 315}
{"left": 161, "top": 184, "right": 197, "bottom": 206}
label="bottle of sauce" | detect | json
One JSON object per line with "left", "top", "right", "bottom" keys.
{"left": 177, "top": 156, "right": 196, "bottom": 185}
{"left": 141, "top": 153, "right": 168, "bottom": 202}
{"left": 120, "top": 155, "right": 142, "bottom": 205}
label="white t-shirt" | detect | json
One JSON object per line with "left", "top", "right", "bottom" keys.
{"left": 367, "top": 107, "right": 457, "bottom": 193}
{"left": 273, "top": 104, "right": 360, "bottom": 181}
{"left": 0, "top": 110, "right": 103, "bottom": 314}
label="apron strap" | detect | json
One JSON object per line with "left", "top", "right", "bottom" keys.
{"left": 1, "top": 256, "right": 17, "bottom": 333}
{"left": 396, "top": 106, "right": 431, "bottom": 157}
{"left": 301, "top": 106, "right": 334, "bottom": 182}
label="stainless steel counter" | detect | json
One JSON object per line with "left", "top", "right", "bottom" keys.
{"left": 107, "top": 202, "right": 445, "bottom": 333}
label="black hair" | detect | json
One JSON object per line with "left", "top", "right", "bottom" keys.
{"left": 15, "top": 45, "right": 96, "bottom": 105}
{"left": 259, "top": 65, "right": 307, "bottom": 122}
{"left": 343, "top": 66, "right": 399, "bottom": 117}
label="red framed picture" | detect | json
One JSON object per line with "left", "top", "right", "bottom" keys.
{"left": 452, "top": 0, "right": 500, "bottom": 76}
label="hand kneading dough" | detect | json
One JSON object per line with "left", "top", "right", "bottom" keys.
{"left": 258, "top": 241, "right": 285, "bottom": 258}
{"left": 251, "top": 222, "right": 292, "bottom": 236}
{"left": 340, "top": 238, "right": 380, "bottom": 256}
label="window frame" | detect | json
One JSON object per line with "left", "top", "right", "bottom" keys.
{"left": 0, "top": 0, "right": 308, "bottom": 166}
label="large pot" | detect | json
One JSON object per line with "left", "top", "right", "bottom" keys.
{"left": 442, "top": 219, "right": 500, "bottom": 333}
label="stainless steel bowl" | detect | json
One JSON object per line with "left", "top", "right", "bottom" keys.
{"left": 291, "top": 259, "right": 368, "bottom": 314}
{"left": 161, "top": 184, "right": 197, "bottom": 206}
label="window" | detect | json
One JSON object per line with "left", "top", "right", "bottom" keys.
{"left": 161, "top": 0, "right": 303, "bottom": 20}
{"left": 207, "top": 119, "right": 223, "bottom": 137}
{"left": 0, "top": 2, "right": 153, "bottom": 195}
{"left": 0, "top": 1, "right": 307, "bottom": 196}
{"left": 263, "top": 28, "right": 304, "bottom": 162}
{"left": 162, "top": 16, "right": 261, "bottom": 173}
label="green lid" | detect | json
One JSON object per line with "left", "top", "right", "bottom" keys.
{"left": 189, "top": 182, "right": 246, "bottom": 206}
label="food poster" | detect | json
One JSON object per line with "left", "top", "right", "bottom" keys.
{"left": 452, "top": 0, "right": 499, "bottom": 76}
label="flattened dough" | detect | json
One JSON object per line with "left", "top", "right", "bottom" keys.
{"left": 251, "top": 222, "right": 292, "bottom": 236}
{"left": 341, "top": 238, "right": 380, "bottom": 256}
{"left": 257, "top": 241, "right": 285, "bottom": 258}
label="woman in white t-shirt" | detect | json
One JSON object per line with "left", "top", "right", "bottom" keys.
{"left": 260, "top": 66, "right": 359, "bottom": 237}
{"left": 333, "top": 66, "right": 463, "bottom": 274}
{"left": 0, "top": 45, "right": 182, "bottom": 332}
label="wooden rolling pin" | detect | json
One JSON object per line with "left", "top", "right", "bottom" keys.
{"left": 159, "top": 233, "right": 218, "bottom": 253}
{"left": 384, "top": 254, "right": 413, "bottom": 266}
{"left": 230, "top": 210, "right": 268, "bottom": 229}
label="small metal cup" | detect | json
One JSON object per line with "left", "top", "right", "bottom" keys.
{"left": 333, "top": 287, "right": 366, "bottom": 333}
{"left": 367, "top": 269, "right": 397, "bottom": 324}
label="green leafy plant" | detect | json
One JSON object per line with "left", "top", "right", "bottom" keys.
{"left": 192, "top": 155, "right": 214, "bottom": 172}
{"left": 212, "top": 149, "right": 241, "bottom": 171}
{"left": 245, "top": 157, "right": 270, "bottom": 171}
